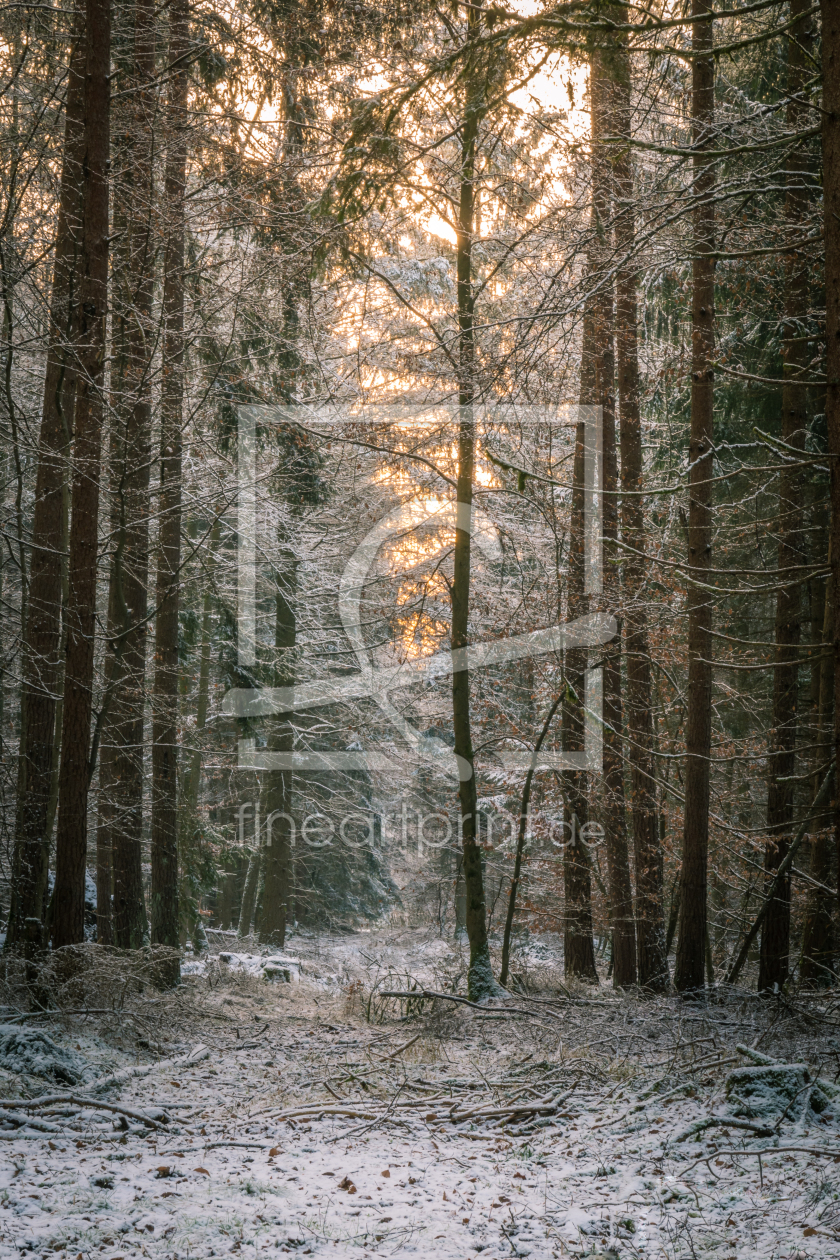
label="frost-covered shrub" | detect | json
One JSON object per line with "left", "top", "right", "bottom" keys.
{"left": 0, "top": 1025, "right": 91, "bottom": 1084}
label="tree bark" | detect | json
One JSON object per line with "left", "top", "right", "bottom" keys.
{"left": 563, "top": 422, "right": 598, "bottom": 982}
{"left": 237, "top": 850, "right": 261, "bottom": 939}
{"left": 674, "top": 0, "right": 715, "bottom": 994}
{"left": 6, "top": 5, "right": 84, "bottom": 951}
{"left": 726, "top": 767, "right": 835, "bottom": 985}
{"left": 259, "top": 557, "right": 297, "bottom": 948}
{"left": 589, "top": 51, "right": 637, "bottom": 988}
{"left": 102, "top": 0, "right": 156, "bottom": 952}
{"left": 612, "top": 9, "right": 668, "bottom": 991}
{"left": 180, "top": 516, "right": 219, "bottom": 950}
{"left": 149, "top": 0, "right": 189, "bottom": 975}
{"left": 759, "top": 0, "right": 814, "bottom": 992}
{"left": 449, "top": 8, "right": 499, "bottom": 1001}
{"left": 801, "top": 567, "right": 834, "bottom": 980}
{"left": 820, "top": 0, "right": 840, "bottom": 935}
{"left": 51, "top": 0, "right": 112, "bottom": 948}
{"left": 499, "top": 691, "right": 563, "bottom": 987}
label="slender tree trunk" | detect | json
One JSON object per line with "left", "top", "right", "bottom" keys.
{"left": 674, "top": 0, "right": 715, "bottom": 993}
{"left": 589, "top": 51, "right": 637, "bottom": 988}
{"left": 237, "top": 850, "right": 260, "bottom": 939}
{"left": 801, "top": 568, "right": 834, "bottom": 980}
{"left": 499, "top": 692, "right": 562, "bottom": 987}
{"left": 759, "top": 0, "right": 814, "bottom": 992}
{"left": 613, "top": 7, "right": 668, "bottom": 990}
{"left": 51, "top": 0, "right": 112, "bottom": 948}
{"left": 260, "top": 556, "right": 297, "bottom": 948}
{"left": 452, "top": 12, "right": 498, "bottom": 1000}
{"left": 820, "top": 0, "right": 840, "bottom": 934}
{"left": 179, "top": 516, "right": 218, "bottom": 949}
{"left": 6, "top": 6, "right": 84, "bottom": 951}
{"left": 563, "top": 421, "right": 598, "bottom": 982}
{"left": 149, "top": 0, "right": 188, "bottom": 972}
{"left": 102, "top": 0, "right": 157, "bottom": 951}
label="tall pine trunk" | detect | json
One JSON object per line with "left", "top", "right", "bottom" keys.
{"left": 612, "top": 7, "right": 668, "bottom": 990}
{"left": 674, "top": 0, "right": 715, "bottom": 993}
{"left": 180, "top": 516, "right": 218, "bottom": 949}
{"left": 453, "top": 9, "right": 498, "bottom": 1000}
{"left": 590, "top": 50, "right": 637, "bottom": 988}
{"left": 100, "top": 0, "right": 156, "bottom": 951}
{"left": 6, "top": 6, "right": 84, "bottom": 951}
{"left": 563, "top": 420, "right": 598, "bottom": 982}
{"left": 801, "top": 567, "right": 834, "bottom": 980}
{"left": 819, "top": 0, "right": 840, "bottom": 949}
{"left": 758, "top": 0, "right": 814, "bottom": 991}
{"left": 51, "top": 0, "right": 112, "bottom": 948}
{"left": 259, "top": 556, "right": 297, "bottom": 947}
{"left": 149, "top": 0, "right": 188, "bottom": 971}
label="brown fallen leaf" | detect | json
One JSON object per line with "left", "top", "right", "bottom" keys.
{"left": 155, "top": 1166, "right": 171, "bottom": 1178}
{"left": 269, "top": 1147, "right": 280, "bottom": 1157}
{"left": 381, "top": 1170, "right": 390, "bottom": 1178}
{"left": 194, "top": 1168, "right": 209, "bottom": 1176}
{"left": 170, "top": 1080, "right": 181, "bottom": 1088}
{"left": 338, "top": 1176, "right": 356, "bottom": 1193}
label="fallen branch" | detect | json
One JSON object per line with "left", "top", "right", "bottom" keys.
{"left": 379, "top": 990, "right": 558, "bottom": 1021}
{"left": 0, "top": 1093, "right": 168, "bottom": 1129}
{"left": 88, "top": 1043, "right": 209, "bottom": 1093}
{"left": 0, "top": 1110, "right": 61, "bottom": 1133}
{"left": 380, "top": 1033, "right": 422, "bottom": 1061}
{"left": 672, "top": 1116, "right": 774, "bottom": 1143}
{"left": 277, "top": 1105, "right": 385, "bottom": 1122}
{"left": 681, "top": 1145, "right": 840, "bottom": 1177}
{"left": 0, "top": 1009, "right": 115, "bottom": 1023}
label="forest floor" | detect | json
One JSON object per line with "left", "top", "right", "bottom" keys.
{"left": 1, "top": 927, "right": 840, "bottom": 1260}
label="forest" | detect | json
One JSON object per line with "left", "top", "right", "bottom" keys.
{"left": 0, "top": 0, "right": 838, "bottom": 1257}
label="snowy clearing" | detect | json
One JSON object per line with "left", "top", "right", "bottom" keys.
{"left": 1, "top": 931, "right": 839, "bottom": 1260}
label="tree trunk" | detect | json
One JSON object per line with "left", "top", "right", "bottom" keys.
{"left": 726, "top": 767, "right": 835, "bottom": 985}
{"left": 51, "top": 0, "right": 112, "bottom": 948}
{"left": 801, "top": 565, "right": 834, "bottom": 980}
{"left": 499, "top": 691, "right": 562, "bottom": 987}
{"left": 102, "top": 0, "right": 157, "bottom": 952}
{"left": 674, "top": 0, "right": 715, "bottom": 994}
{"left": 217, "top": 872, "right": 236, "bottom": 931}
{"left": 819, "top": 0, "right": 840, "bottom": 941}
{"left": 759, "top": 0, "right": 814, "bottom": 992}
{"left": 180, "top": 516, "right": 219, "bottom": 949}
{"left": 563, "top": 422, "right": 598, "bottom": 982}
{"left": 589, "top": 51, "right": 637, "bottom": 988}
{"left": 6, "top": 5, "right": 84, "bottom": 951}
{"left": 451, "top": 11, "right": 498, "bottom": 1002}
{"left": 149, "top": 0, "right": 189, "bottom": 974}
{"left": 613, "top": 8, "right": 668, "bottom": 991}
{"left": 237, "top": 850, "right": 261, "bottom": 939}
{"left": 260, "top": 557, "right": 297, "bottom": 948}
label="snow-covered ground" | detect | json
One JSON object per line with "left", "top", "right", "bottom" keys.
{"left": 1, "top": 929, "right": 839, "bottom": 1258}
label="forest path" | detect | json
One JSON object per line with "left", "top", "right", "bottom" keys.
{"left": 0, "top": 931, "right": 839, "bottom": 1258}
